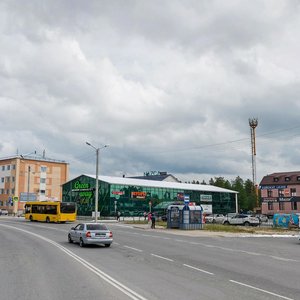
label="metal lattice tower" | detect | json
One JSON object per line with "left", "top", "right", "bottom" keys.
{"left": 249, "top": 118, "right": 258, "bottom": 206}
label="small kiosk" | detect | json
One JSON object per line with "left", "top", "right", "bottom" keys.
{"left": 167, "top": 205, "right": 203, "bottom": 230}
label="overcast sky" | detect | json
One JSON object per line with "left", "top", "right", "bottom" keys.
{"left": 1, "top": 0, "right": 300, "bottom": 184}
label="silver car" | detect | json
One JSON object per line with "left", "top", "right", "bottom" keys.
{"left": 68, "top": 223, "right": 113, "bottom": 247}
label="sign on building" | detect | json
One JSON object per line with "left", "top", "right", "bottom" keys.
{"left": 200, "top": 195, "right": 212, "bottom": 202}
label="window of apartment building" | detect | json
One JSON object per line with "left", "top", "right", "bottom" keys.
{"left": 7, "top": 165, "right": 10, "bottom": 171}
{"left": 12, "top": 165, "right": 15, "bottom": 170}
{"left": 41, "top": 166, "right": 47, "bottom": 172}
{"left": 5, "top": 177, "right": 10, "bottom": 183}
{"left": 267, "top": 190, "right": 273, "bottom": 197}
{"left": 12, "top": 176, "right": 15, "bottom": 182}
{"left": 273, "top": 177, "right": 279, "bottom": 182}
{"left": 1, "top": 177, "right": 4, "bottom": 183}
{"left": 11, "top": 188, "right": 15, "bottom": 195}
{"left": 0, "top": 189, "right": 3, "bottom": 194}
{"left": 1, "top": 166, "right": 5, "bottom": 171}
{"left": 40, "top": 190, "right": 46, "bottom": 195}
{"left": 5, "top": 189, "right": 9, "bottom": 194}
{"left": 297, "top": 176, "right": 300, "bottom": 181}
{"left": 290, "top": 188, "right": 296, "bottom": 196}
{"left": 285, "top": 177, "right": 290, "bottom": 182}
{"left": 292, "top": 202, "right": 298, "bottom": 210}
{"left": 279, "top": 202, "right": 285, "bottom": 210}
{"left": 278, "top": 189, "right": 284, "bottom": 197}
{"left": 40, "top": 178, "right": 46, "bottom": 184}
{"left": 268, "top": 202, "right": 273, "bottom": 210}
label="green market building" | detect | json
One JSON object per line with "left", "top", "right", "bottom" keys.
{"left": 62, "top": 175, "right": 238, "bottom": 217}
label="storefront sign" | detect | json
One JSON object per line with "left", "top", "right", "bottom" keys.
{"left": 112, "top": 191, "right": 125, "bottom": 195}
{"left": 131, "top": 191, "right": 146, "bottom": 199}
{"left": 260, "top": 185, "right": 287, "bottom": 190}
{"left": 72, "top": 181, "right": 92, "bottom": 191}
{"left": 200, "top": 195, "right": 212, "bottom": 202}
{"left": 261, "top": 197, "right": 277, "bottom": 202}
{"left": 279, "top": 197, "right": 291, "bottom": 202}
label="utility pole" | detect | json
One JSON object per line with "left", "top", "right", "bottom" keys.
{"left": 249, "top": 118, "right": 258, "bottom": 208}
{"left": 27, "top": 166, "right": 31, "bottom": 202}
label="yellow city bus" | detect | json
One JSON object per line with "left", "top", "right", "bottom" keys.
{"left": 24, "top": 201, "right": 76, "bottom": 223}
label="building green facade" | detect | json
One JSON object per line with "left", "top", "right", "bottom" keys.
{"left": 62, "top": 175, "right": 238, "bottom": 217}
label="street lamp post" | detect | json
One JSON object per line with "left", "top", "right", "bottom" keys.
{"left": 86, "top": 142, "right": 108, "bottom": 223}
{"left": 27, "top": 166, "right": 31, "bottom": 202}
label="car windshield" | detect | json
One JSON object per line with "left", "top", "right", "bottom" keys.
{"left": 86, "top": 224, "right": 107, "bottom": 230}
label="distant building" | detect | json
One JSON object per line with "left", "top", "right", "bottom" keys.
{"left": 0, "top": 154, "right": 69, "bottom": 214}
{"left": 259, "top": 171, "right": 300, "bottom": 216}
{"left": 128, "top": 171, "right": 180, "bottom": 182}
{"left": 62, "top": 174, "right": 238, "bottom": 217}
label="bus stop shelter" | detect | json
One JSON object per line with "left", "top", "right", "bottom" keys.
{"left": 167, "top": 205, "right": 203, "bottom": 230}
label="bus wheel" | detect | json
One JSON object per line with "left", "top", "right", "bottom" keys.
{"left": 46, "top": 217, "right": 50, "bottom": 223}
{"left": 29, "top": 215, "right": 33, "bottom": 221}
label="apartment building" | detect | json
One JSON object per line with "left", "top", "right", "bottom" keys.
{"left": 259, "top": 171, "right": 300, "bottom": 216}
{"left": 0, "top": 154, "right": 69, "bottom": 214}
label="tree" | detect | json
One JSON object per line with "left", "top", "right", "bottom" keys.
{"left": 231, "top": 176, "right": 247, "bottom": 211}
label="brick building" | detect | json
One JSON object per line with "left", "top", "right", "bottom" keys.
{"left": 0, "top": 154, "right": 69, "bottom": 214}
{"left": 260, "top": 171, "right": 300, "bottom": 216}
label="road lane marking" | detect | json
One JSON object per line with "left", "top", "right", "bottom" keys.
{"left": 240, "top": 251, "right": 262, "bottom": 256}
{"left": 151, "top": 254, "right": 174, "bottom": 262}
{"left": 0, "top": 223, "right": 148, "bottom": 300}
{"left": 183, "top": 264, "right": 214, "bottom": 275}
{"left": 124, "top": 245, "right": 143, "bottom": 252}
{"left": 269, "top": 256, "right": 297, "bottom": 262}
{"left": 229, "top": 280, "right": 294, "bottom": 300}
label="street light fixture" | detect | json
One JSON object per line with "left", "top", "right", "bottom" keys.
{"left": 86, "top": 142, "right": 109, "bottom": 223}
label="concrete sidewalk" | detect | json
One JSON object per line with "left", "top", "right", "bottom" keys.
{"left": 127, "top": 222, "right": 299, "bottom": 238}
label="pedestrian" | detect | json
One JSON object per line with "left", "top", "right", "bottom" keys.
{"left": 148, "top": 212, "right": 152, "bottom": 228}
{"left": 117, "top": 211, "right": 121, "bottom": 222}
{"left": 143, "top": 211, "right": 147, "bottom": 221}
{"left": 151, "top": 212, "right": 156, "bottom": 229}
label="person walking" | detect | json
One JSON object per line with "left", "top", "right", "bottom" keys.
{"left": 117, "top": 211, "right": 121, "bottom": 222}
{"left": 148, "top": 212, "right": 152, "bottom": 228}
{"left": 151, "top": 212, "right": 156, "bottom": 229}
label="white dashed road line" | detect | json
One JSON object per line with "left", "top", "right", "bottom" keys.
{"left": 229, "top": 280, "right": 294, "bottom": 300}
{"left": 124, "top": 245, "right": 143, "bottom": 252}
{"left": 151, "top": 253, "right": 174, "bottom": 262}
{"left": 183, "top": 264, "right": 214, "bottom": 275}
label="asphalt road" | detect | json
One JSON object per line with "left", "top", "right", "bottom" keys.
{"left": 0, "top": 217, "right": 299, "bottom": 300}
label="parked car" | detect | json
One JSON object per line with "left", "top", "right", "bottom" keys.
{"left": 0, "top": 209, "right": 8, "bottom": 216}
{"left": 205, "top": 214, "right": 225, "bottom": 224}
{"left": 223, "top": 214, "right": 260, "bottom": 226}
{"left": 68, "top": 223, "right": 113, "bottom": 247}
{"left": 256, "top": 214, "right": 268, "bottom": 223}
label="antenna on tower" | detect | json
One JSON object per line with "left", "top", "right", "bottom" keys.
{"left": 249, "top": 118, "right": 258, "bottom": 208}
